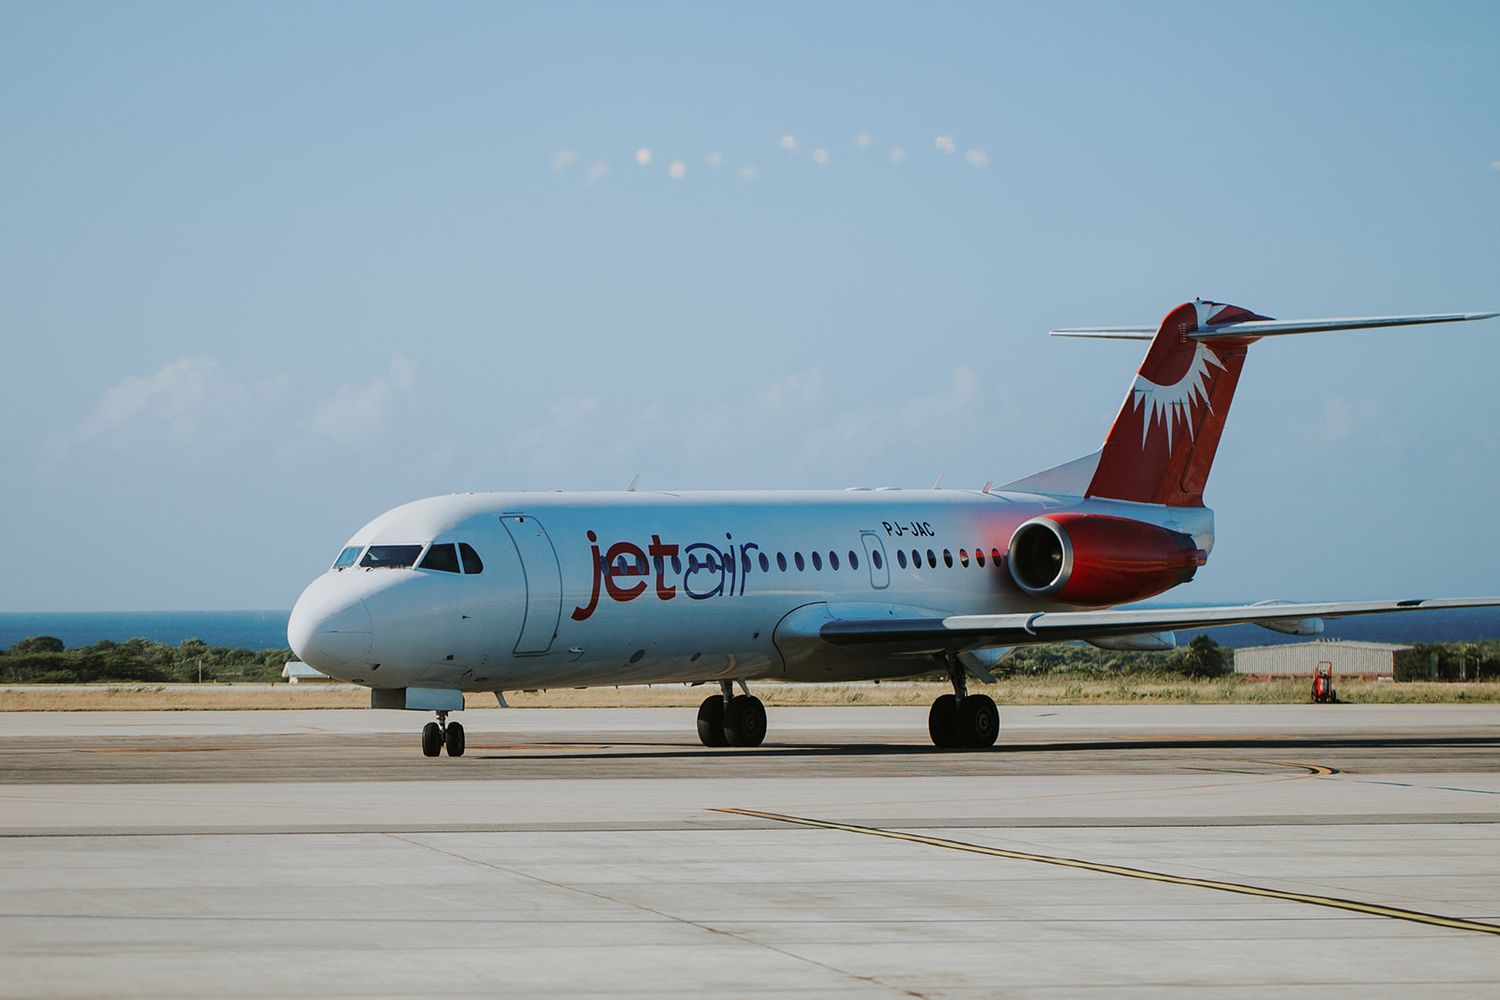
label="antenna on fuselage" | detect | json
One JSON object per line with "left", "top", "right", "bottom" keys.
{"left": 627, "top": 473, "right": 641, "bottom": 492}
{"left": 932, "top": 473, "right": 945, "bottom": 490}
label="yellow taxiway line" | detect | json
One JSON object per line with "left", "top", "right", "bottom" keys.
{"left": 715, "top": 807, "right": 1500, "bottom": 936}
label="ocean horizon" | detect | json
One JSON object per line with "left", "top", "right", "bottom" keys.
{"left": 3, "top": 606, "right": 1500, "bottom": 653}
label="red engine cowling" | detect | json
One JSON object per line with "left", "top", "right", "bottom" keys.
{"left": 1006, "top": 514, "right": 1208, "bottom": 606}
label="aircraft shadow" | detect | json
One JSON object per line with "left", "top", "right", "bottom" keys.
{"left": 471, "top": 733, "right": 1500, "bottom": 763}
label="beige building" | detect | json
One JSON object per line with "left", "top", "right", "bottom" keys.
{"left": 1233, "top": 640, "right": 1411, "bottom": 680}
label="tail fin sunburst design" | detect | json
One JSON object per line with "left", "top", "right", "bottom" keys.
{"left": 1086, "top": 299, "right": 1265, "bottom": 507}
{"left": 1131, "top": 342, "right": 1226, "bottom": 450}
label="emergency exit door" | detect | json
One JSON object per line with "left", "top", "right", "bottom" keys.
{"left": 860, "top": 531, "right": 890, "bottom": 590}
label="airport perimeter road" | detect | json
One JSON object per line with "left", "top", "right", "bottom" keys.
{"left": 1, "top": 705, "right": 1499, "bottom": 997}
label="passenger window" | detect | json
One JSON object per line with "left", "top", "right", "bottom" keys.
{"left": 811, "top": 551, "right": 823, "bottom": 571}
{"left": 361, "top": 544, "right": 423, "bottom": 569}
{"left": 911, "top": 549, "right": 921, "bottom": 569}
{"left": 459, "top": 543, "right": 484, "bottom": 574}
{"left": 333, "top": 545, "right": 362, "bottom": 570}
{"left": 828, "top": 551, "right": 839, "bottom": 571}
{"left": 927, "top": 549, "right": 937, "bottom": 568}
{"left": 897, "top": 550, "right": 908, "bottom": 569}
{"left": 742, "top": 551, "right": 753, "bottom": 574}
{"left": 976, "top": 548, "right": 986, "bottom": 567}
{"left": 758, "top": 552, "right": 770, "bottom": 573}
{"left": 848, "top": 550, "right": 859, "bottom": 571}
{"left": 991, "top": 547, "right": 1003, "bottom": 564}
{"left": 871, "top": 550, "right": 882, "bottom": 570}
{"left": 959, "top": 548, "right": 969, "bottom": 567}
{"left": 777, "top": 552, "right": 788, "bottom": 572}
{"left": 419, "top": 543, "right": 460, "bottom": 573}
{"left": 794, "top": 552, "right": 805, "bottom": 571}
{"left": 943, "top": 550, "right": 954, "bottom": 568}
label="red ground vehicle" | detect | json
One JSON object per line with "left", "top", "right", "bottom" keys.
{"left": 1312, "top": 662, "right": 1337, "bottom": 704}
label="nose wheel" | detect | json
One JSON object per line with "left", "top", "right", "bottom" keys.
{"left": 421, "top": 712, "right": 465, "bottom": 757}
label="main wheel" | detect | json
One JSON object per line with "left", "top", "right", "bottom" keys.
{"left": 445, "top": 721, "right": 465, "bottom": 757}
{"left": 958, "top": 694, "right": 999, "bottom": 748}
{"left": 928, "top": 694, "right": 960, "bottom": 748}
{"left": 697, "top": 695, "right": 727, "bottom": 747}
{"left": 724, "top": 695, "right": 767, "bottom": 747}
{"left": 421, "top": 721, "right": 443, "bottom": 757}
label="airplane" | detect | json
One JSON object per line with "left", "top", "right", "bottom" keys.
{"left": 288, "top": 298, "right": 1499, "bottom": 757}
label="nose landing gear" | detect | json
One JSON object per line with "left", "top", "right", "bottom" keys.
{"left": 421, "top": 711, "right": 465, "bottom": 757}
{"left": 697, "top": 680, "right": 766, "bottom": 748}
{"left": 928, "top": 658, "right": 999, "bottom": 749}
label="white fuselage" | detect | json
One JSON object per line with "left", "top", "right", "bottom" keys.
{"left": 288, "top": 489, "right": 1215, "bottom": 694}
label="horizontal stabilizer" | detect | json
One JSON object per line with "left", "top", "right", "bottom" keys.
{"left": 1051, "top": 311, "right": 1497, "bottom": 341}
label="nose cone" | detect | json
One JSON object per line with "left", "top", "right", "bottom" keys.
{"left": 288, "top": 576, "right": 373, "bottom": 672}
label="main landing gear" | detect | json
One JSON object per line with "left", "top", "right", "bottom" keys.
{"left": 422, "top": 711, "right": 465, "bottom": 758}
{"left": 697, "top": 680, "right": 767, "bottom": 748}
{"left": 928, "top": 657, "right": 999, "bottom": 749}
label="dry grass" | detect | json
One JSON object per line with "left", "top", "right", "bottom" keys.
{"left": 2, "top": 676, "right": 1498, "bottom": 712}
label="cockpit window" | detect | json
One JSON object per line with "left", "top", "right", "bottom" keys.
{"left": 360, "top": 544, "right": 423, "bottom": 569}
{"left": 332, "top": 545, "right": 363, "bottom": 570}
{"left": 459, "top": 542, "right": 484, "bottom": 574}
{"left": 419, "top": 543, "right": 460, "bottom": 573}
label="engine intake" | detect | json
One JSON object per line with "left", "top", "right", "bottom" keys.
{"left": 1007, "top": 514, "right": 1207, "bottom": 606}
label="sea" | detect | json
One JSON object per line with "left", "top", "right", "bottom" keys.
{"left": 2, "top": 606, "right": 1500, "bottom": 652}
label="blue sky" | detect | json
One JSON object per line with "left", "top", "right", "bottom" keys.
{"left": 3, "top": 1, "right": 1498, "bottom": 611}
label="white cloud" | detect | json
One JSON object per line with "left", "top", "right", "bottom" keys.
{"left": 509, "top": 371, "right": 826, "bottom": 473}
{"left": 1316, "top": 395, "right": 1383, "bottom": 448}
{"left": 45, "top": 356, "right": 294, "bottom": 461}
{"left": 507, "top": 367, "right": 989, "bottom": 484}
{"left": 934, "top": 135, "right": 957, "bottom": 155}
{"left": 779, "top": 134, "right": 798, "bottom": 154}
{"left": 585, "top": 162, "right": 610, "bottom": 185}
{"left": 551, "top": 149, "right": 577, "bottom": 171}
{"left": 811, "top": 148, "right": 830, "bottom": 167}
{"left": 307, "top": 355, "right": 420, "bottom": 444}
{"left": 964, "top": 148, "right": 989, "bottom": 170}
{"left": 739, "top": 164, "right": 758, "bottom": 181}
{"left": 668, "top": 160, "right": 687, "bottom": 180}
{"left": 855, "top": 133, "right": 873, "bottom": 150}
{"left": 706, "top": 151, "right": 725, "bottom": 168}
{"left": 888, "top": 146, "right": 906, "bottom": 164}
{"left": 1490, "top": 160, "right": 1500, "bottom": 172}
{"left": 635, "top": 147, "right": 653, "bottom": 166}
{"left": 806, "top": 367, "right": 982, "bottom": 460}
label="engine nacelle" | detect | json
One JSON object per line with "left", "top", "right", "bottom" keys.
{"left": 1087, "top": 631, "right": 1177, "bottom": 652}
{"left": 1007, "top": 514, "right": 1207, "bottom": 606}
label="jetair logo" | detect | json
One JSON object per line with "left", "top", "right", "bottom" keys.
{"left": 572, "top": 531, "right": 760, "bottom": 621}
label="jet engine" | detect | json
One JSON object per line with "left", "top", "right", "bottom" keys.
{"left": 1006, "top": 514, "right": 1207, "bottom": 606}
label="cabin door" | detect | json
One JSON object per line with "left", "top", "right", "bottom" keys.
{"left": 499, "top": 514, "right": 563, "bottom": 655}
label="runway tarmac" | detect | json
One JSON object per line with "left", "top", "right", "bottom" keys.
{"left": 2, "top": 704, "right": 1498, "bottom": 997}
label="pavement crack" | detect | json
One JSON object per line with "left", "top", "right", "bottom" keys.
{"left": 385, "top": 833, "right": 929, "bottom": 999}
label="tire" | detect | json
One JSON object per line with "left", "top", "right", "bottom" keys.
{"left": 445, "top": 721, "right": 465, "bottom": 757}
{"left": 697, "top": 695, "right": 727, "bottom": 747}
{"left": 928, "top": 694, "right": 960, "bottom": 748}
{"left": 724, "top": 695, "right": 767, "bottom": 748}
{"left": 959, "top": 694, "right": 1000, "bottom": 748}
{"left": 421, "top": 721, "right": 443, "bottom": 757}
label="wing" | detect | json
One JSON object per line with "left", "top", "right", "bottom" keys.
{"left": 818, "top": 597, "right": 1500, "bottom": 653}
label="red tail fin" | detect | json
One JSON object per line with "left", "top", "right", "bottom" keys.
{"left": 1085, "top": 299, "right": 1268, "bottom": 507}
